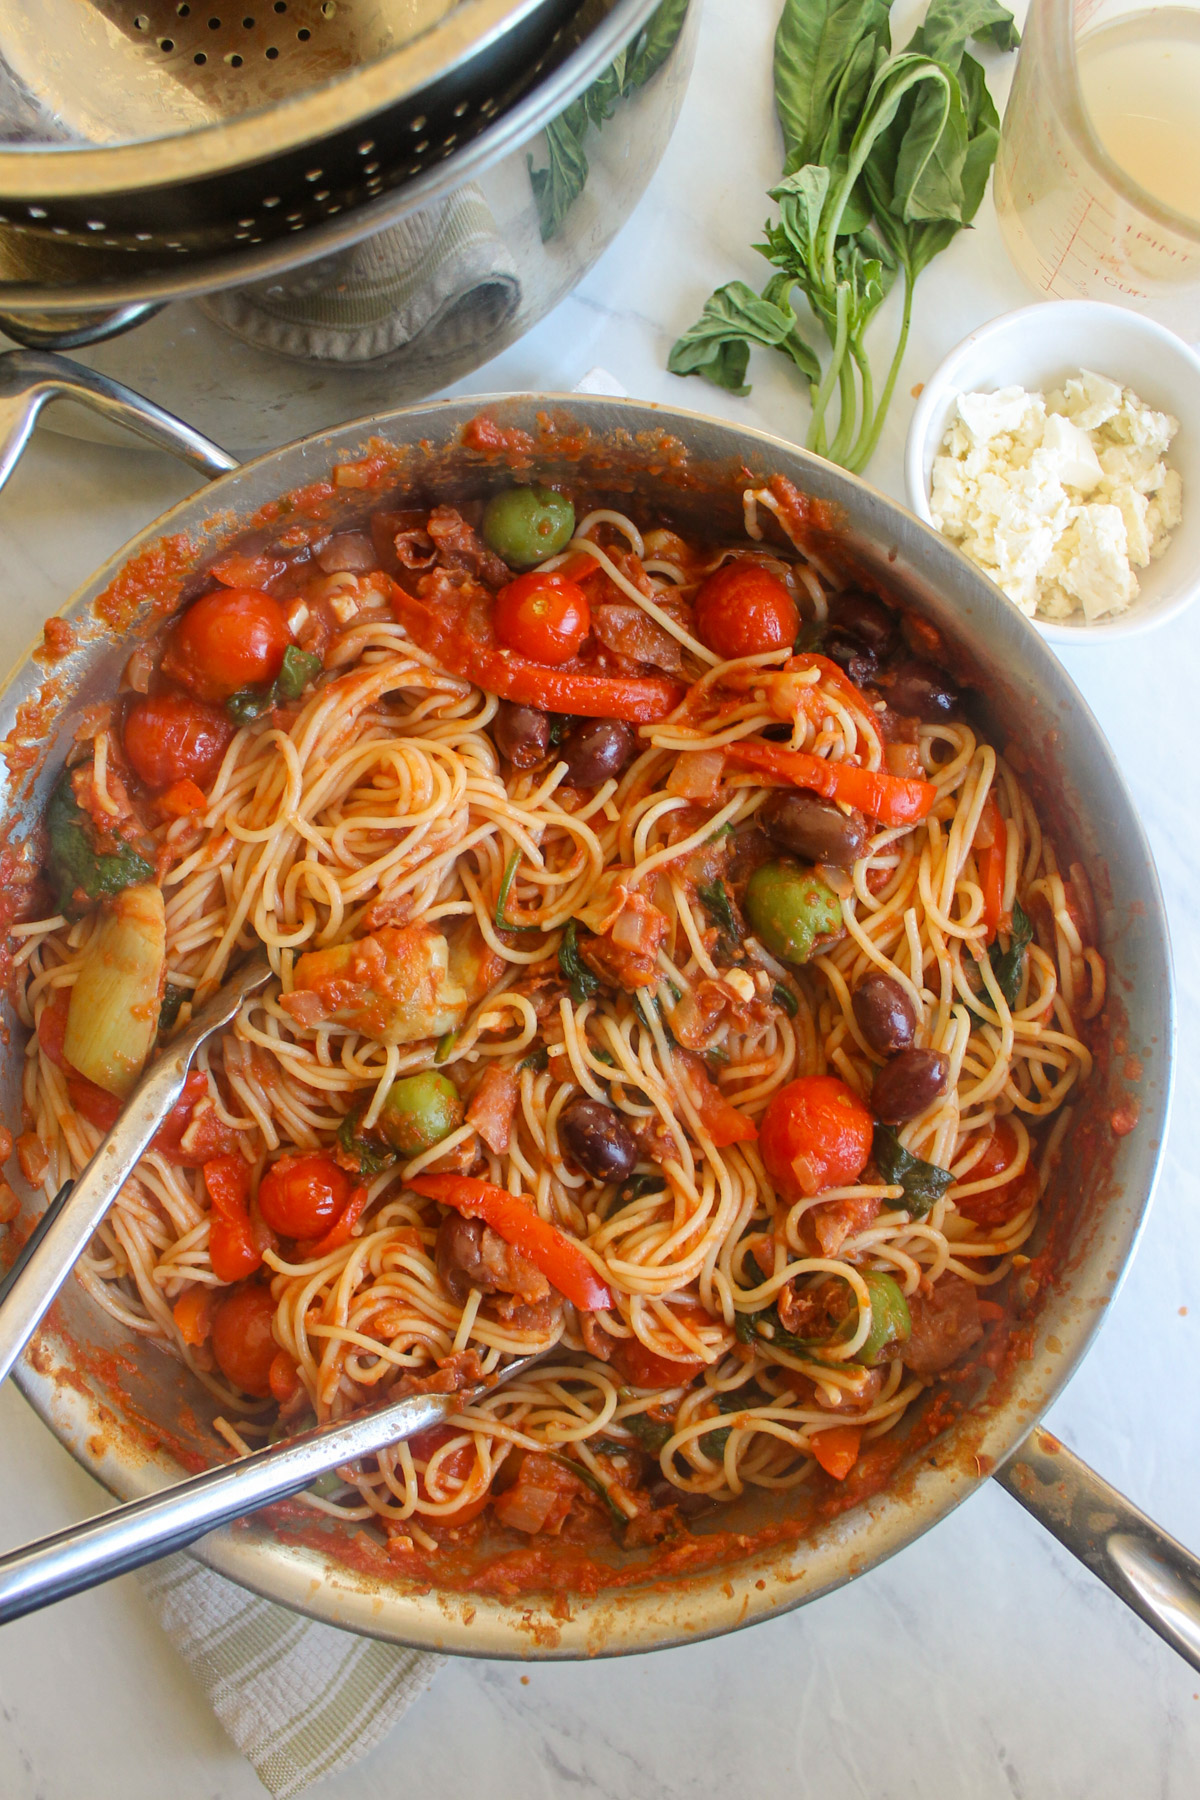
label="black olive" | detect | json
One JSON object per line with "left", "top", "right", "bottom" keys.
{"left": 852, "top": 972, "right": 916, "bottom": 1056}
{"left": 872, "top": 1048, "right": 949, "bottom": 1123}
{"left": 760, "top": 791, "right": 867, "bottom": 867}
{"left": 559, "top": 1093, "right": 637, "bottom": 1182}
{"left": 822, "top": 629, "right": 879, "bottom": 688}
{"left": 559, "top": 718, "right": 637, "bottom": 787}
{"left": 885, "top": 660, "right": 960, "bottom": 723}
{"left": 827, "top": 590, "right": 897, "bottom": 657}
{"left": 494, "top": 701, "right": 551, "bottom": 770}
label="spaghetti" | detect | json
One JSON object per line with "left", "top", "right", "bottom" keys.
{"left": 9, "top": 474, "right": 1102, "bottom": 1554}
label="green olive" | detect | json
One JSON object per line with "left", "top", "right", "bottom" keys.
{"left": 482, "top": 485, "right": 576, "bottom": 569}
{"left": 744, "top": 860, "right": 842, "bottom": 966}
{"left": 853, "top": 1271, "right": 911, "bottom": 1366}
{"left": 377, "top": 1071, "right": 463, "bottom": 1156}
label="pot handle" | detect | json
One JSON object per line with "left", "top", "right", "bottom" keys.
{"left": 996, "top": 1426, "right": 1200, "bottom": 1673}
{"left": 0, "top": 347, "right": 238, "bottom": 494}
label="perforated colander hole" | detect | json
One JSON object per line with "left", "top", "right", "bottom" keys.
{"left": 177, "top": 2, "right": 191, "bottom": 13}
{"left": 297, "top": 26, "right": 310, "bottom": 39}
{"left": 357, "top": 138, "right": 375, "bottom": 154}
{"left": 273, "top": 0, "right": 286, "bottom": 10}
{"left": 442, "top": 134, "right": 457, "bottom": 149}
{"left": 305, "top": 168, "right": 323, "bottom": 182}
{"left": 313, "top": 189, "right": 329, "bottom": 201}
{"left": 193, "top": 50, "right": 206, "bottom": 62}
{"left": 159, "top": 37, "right": 174, "bottom": 49}
{"left": 453, "top": 100, "right": 470, "bottom": 117}
{"left": 86, "top": 219, "right": 106, "bottom": 231}
{"left": 320, "top": 1, "right": 335, "bottom": 15}
{"left": 480, "top": 97, "right": 498, "bottom": 116}
{"left": 225, "top": 51, "right": 242, "bottom": 63}
{"left": 208, "top": 15, "right": 220, "bottom": 26}
{"left": 133, "top": 13, "right": 149, "bottom": 26}
{"left": 285, "top": 210, "right": 303, "bottom": 222}
{"left": 265, "top": 45, "right": 279, "bottom": 57}
{"left": 243, "top": 13, "right": 254, "bottom": 23}
{"left": 362, "top": 160, "right": 379, "bottom": 175}
{"left": 237, "top": 216, "right": 255, "bottom": 227}
{"left": 262, "top": 195, "right": 280, "bottom": 207}
{"left": 413, "top": 139, "right": 429, "bottom": 154}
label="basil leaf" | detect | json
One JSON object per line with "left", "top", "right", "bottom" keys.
{"left": 872, "top": 1122, "right": 954, "bottom": 1218}
{"left": 623, "top": 1410, "right": 673, "bottom": 1454}
{"left": 626, "top": 0, "right": 690, "bottom": 87}
{"left": 772, "top": 981, "right": 799, "bottom": 1017}
{"left": 275, "top": 645, "right": 323, "bottom": 702}
{"left": 734, "top": 1302, "right": 820, "bottom": 1357}
{"left": 158, "top": 983, "right": 186, "bottom": 1032}
{"left": 337, "top": 1107, "right": 396, "bottom": 1178}
{"left": 668, "top": 280, "right": 821, "bottom": 395}
{"left": 518, "top": 1046, "right": 549, "bottom": 1074}
{"left": 494, "top": 849, "right": 521, "bottom": 930}
{"left": 773, "top": 0, "right": 892, "bottom": 175}
{"left": 225, "top": 686, "right": 275, "bottom": 725}
{"left": 559, "top": 920, "right": 600, "bottom": 1005}
{"left": 696, "top": 877, "right": 740, "bottom": 954}
{"left": 988, "top": 898, "right": 1033, "bottom": 1007}
{"left": 544, "top": 1451, "right": 627, "bottom": 1527}
{"left": 46, "top": 773, "right": 153, "bottom": 915}
{"left": 528, "top": 108, "right": 590, "bottom": 241}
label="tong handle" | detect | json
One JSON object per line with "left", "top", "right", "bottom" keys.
{"left": 0, "top": 347, "right": 238, "bottom": 495}
{"left": 0, "top": 1386, "right": 458, "bottom": 1625}
{"left": 0, "top": 951, "right": 273, "bottom": 1388}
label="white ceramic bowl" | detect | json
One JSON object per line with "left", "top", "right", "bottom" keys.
{"left": 904, "top": 301, "right": 1200, "bottom": 643}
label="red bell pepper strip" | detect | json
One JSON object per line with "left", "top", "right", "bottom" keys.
{"left": 979, "top": 799, "right": 1007, "bottom": 943}
{"left": 408, "top": 1173, "right": 613, "bottom": 1311}
{"left": 297, "top": 1184, "right": 370, "bottom": 1260}
{"left": 66, "top": 1068, "right": 240, "bottom": 1166}
{"left": 388, "top": 581, "right": 683, "bottom": 722}
{"left": 726, "top": 739, "right": 937, "bottom": 827}
{"left": 809, "top": 1423, "right": 862, "bottom": 1481}
{"left": 673, "top": 1049, "right": 757, "bottom": 1147}
{"left": 204, "top": 1154, "right": 262, "bottom": 1282}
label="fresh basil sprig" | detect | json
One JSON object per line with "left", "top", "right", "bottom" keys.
{"left": 988, "top": 898, "right": 1033, "bottom": 1007}
{"left": 872, "top": 1122, "right": 954, "bottom": 1217}
{"left": 668, "top": 0, "right": 1018, "bottom": 473}
{"left": 696, "top": 877, "right": 740, "bottom": 957}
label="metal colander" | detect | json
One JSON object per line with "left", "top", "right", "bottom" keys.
{"left": 0, "top": 0, "right": 590, "bottom": 265}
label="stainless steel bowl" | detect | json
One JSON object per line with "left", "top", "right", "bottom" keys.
{"left": 0, "top": 376, "right": 1191, "bottom": 1663}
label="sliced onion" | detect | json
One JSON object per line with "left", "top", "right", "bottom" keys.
{"left": 667, "top": 748, "right": 725, "bottom": 801}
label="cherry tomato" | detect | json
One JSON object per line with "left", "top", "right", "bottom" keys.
{"left": 608, "top": 1337, "right": 703, "bottom": 1390}
{"left": 759, "top": 1074, "right": 874, "bottom": 1199}
{"left": 205, "top": 1154, "right": 262, "bottom": 1283}
{"left": 162, "top": 587, "right": 293, "bottom": 703}
{"left": 493, "top": 571, "right": 590, "bottom": 666}
{"left": 123, "top": 691, "right": 235, "bottom": 791}
{"left": 211, "top": 1283, "right": 278, "bottom": 1397}
{"left": 268, "top": 1350, "right": 302, "bottom": 1405}
{"left": 258, "top": 1152, "right": 351, "bottom": 1239}
{"left": 407, "top": 1423, "right": 491, "bottom": 1523}
{"left": 693, "top": 562, "right": 799, "bottom": 660}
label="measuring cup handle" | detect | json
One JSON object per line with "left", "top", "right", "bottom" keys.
{"left": 0, "top": 348, "right": 239, "bottom": 495}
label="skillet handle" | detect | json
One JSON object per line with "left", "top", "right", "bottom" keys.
{"left": 0, "top": 347, "right": 238, "bottom": 493}
{"left": 996, "top": 1426, "right": 1200, "bottom": 1674}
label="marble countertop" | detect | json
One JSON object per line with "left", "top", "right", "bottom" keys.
{"left": 2, "top": 2, "right": 1200, "bottom": 1795}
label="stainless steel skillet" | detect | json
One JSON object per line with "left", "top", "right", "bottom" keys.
{"left": 0, "top": 349, "right": 1194, "bottom": 1664}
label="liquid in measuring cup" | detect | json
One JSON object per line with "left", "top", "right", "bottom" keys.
{"left": 1077, "top": 10, "right": 1200, "bottom": 223}
{"left": 994, "top": 0, "right": 1200, "bottom": 334}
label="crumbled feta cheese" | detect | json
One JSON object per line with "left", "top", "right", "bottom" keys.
{"left": 929, "top": 371, "right": 1182, "bottom": 625}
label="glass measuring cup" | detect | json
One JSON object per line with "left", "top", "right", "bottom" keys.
{"left": 994, "top": 0, "right": 1200, "bottom": 336}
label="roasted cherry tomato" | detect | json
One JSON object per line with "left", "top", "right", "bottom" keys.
{"left": 211, "top": 1282, "right": 278, "bottom": 1397}
{"left": 493, "top": 571, "right": 590, "bottom": 666}
{"left": 162, "top": 587, "right": 293, "bottom": 703}
{"left": 258, "top": 1152, "right": 352, "bottom": 1239}
{"left": 407, "top": 1422, "right": 492, "bottom": 1523}
{"left": 693, "top": 562, "right": 799, "bottom": 660}
{"left": 123, "top": 690, "right": 235, "bottom": 791}
{"left": 759, "top": 1074, "right": 874, "bottom": 1199}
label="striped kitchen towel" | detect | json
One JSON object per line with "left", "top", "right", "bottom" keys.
{"left": 141, "top": 1554, "right": 445, "bottom": 1798}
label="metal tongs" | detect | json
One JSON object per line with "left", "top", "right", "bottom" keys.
{"left": 0, "top": 951, "right": 533, "bottom": 1624}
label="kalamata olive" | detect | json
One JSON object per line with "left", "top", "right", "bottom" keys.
{"left": 559, "top": 717, "right": 637, "bottom": 787}
{"left": 821, "top": 629, "right": 879, "bottom": 688}
{"left": 494, "top": 700, "right": 551, "bottom": 770}
{"left": 871, "top": 1048, "right": 949, "bottom": 1123}
{"left": 437, "top": 1214, "right": 494, "bottom": 1304}
{"left": 827, "top": 590, "right": 897, "bottom": 657}
{"left": 760, "top": 791, "right": 867, "bottom": 868}
{"left": 559, "top": 1093, "right": 638, "bottom": 1182}
{"left": 315, "top": 531, "right": 377, "bottom": 574}
{"left": 885, "top": 660, "right": 959, "bottom": 722}
{"left": 744, "top": 860, "right": 844, "bottom": 966}
{"left": 852, "top": 972, "right": 916, "bottom": 1056}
